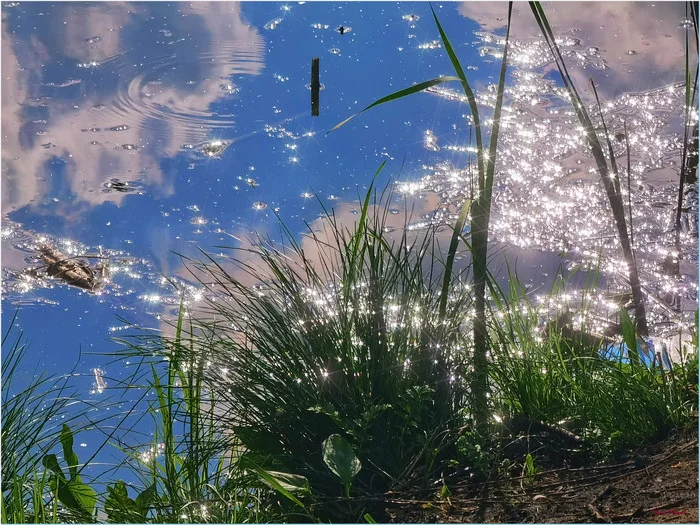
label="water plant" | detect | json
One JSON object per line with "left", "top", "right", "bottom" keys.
{"left": 330, "top": 2, "right": 514, "bottom": 437}
{"left": 42, "top": 424, "right": 97, "bottom": 521}
{"left": 487, "top": 272, "right": 698, "bottom": 458}
{"left": 164, "top": 177, "right": 473, "bottom": 520}
{"left": 112, "top": 301, "right": 272, "bottom": 524}
{"left": 322, "top": 433, "right": 362, "bottom": 498}
{"left": 1, "top": 313, "right": 93, "bottom": 523}
{"left": 529, "top": 1, "right": 650, "bottom": 344}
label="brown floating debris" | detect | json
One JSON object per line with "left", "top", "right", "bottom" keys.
{"left": 39, "top": 245, "right": 102, "bottom": 291}
{"left": 311, "top": 57, "right": 320, "bottom": 117}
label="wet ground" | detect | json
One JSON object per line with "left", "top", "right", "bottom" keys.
{"left": 386, "top": 427, "right": 698, "bottom": 524}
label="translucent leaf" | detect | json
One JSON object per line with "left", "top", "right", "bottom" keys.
{"left": 322, "top": 434, "right": 361, "bottom": 486}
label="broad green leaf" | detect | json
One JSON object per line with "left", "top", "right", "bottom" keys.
{"left": 328, "top": 76, "right": 461, "bottom": 134}
{"left": 57, "top": 480, "right": 97, "bottom": 516}
{"left": 135, "top": 482, "right": 158, "bottom": 511}
{"left": 105, "top": 480, "right": 140, "bottom": 521}
{"left": 440, "top": 483, "right": 452, "bottom": 499}
{"left": 60, "top": 424, "right": 80, "bottom": 481}
{"left": 108, "top": 480, "right": 129, "bottom": 500}
{"left": 525, "top": 453, "right": 536, "bottom": 478}
{"left": 42, "top": 454, "right": 65, "bottom": 481}
{"left": 261, "top": 471, "right": 311, "bottom": 495}
{"left": 322, "top": 434, "right": 361, "bottom": 487}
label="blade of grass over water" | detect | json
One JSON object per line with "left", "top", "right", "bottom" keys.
{"left": 623, "top": 121, "right": 634, "bottom": 247}
{"left": 111, "top": 308, "right": 275, "bottom": 523}
{"left": 529, "top": 1, "right": 648, "bottom": 341}
{"left": 428, "top": 3, "right": 485, "bottom": 191}
{"left": 675, "top": 3, "right": 698, "bottom": 243}
{"left": 330, "top": 1, "right": 514, "bottom": 435}
{"left": 327, "top": 76, "right": 461, "bottom": 134}
{"left": 1, "top": 312, "right": 87, "bottom": 494}
{"left": 466, "top": 1, "right": 512, "bottom": 435}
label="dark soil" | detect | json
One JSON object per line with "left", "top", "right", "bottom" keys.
{"left": 384, "top": 427, "right": 698, "bottom": 523}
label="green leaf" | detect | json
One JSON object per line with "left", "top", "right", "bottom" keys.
{"left": 619, "top": 308, "right": 638, "bottom": 362}
{"left": 105, "top": 480, "right": 155, "bottom": 522}
{"left": 58, "top": 480, "right": 97, "bottom": 516}
{"left": 59, "top": 424, "right": 80, "bottom": 482}
{"left": 439, "top": 483, "right": 452, "bottom": 499}
{"left": 261, "top": 471, "right": 311, "bottom": 495}
{"left": 109, "top": 480, "right": 129, "bottom": 500}
{"left": 328, "top": 76, "right": 461, "bottom": 134}
{"left": 241, "top": 457, "right": 306, "bottom": 508}
{"left": 364, "top": 513, "right": 377, "bottom": 523}
{"left": 43, "top": 432, "right": 96, "bottom": 517}
{"left": 525, "top": 453, "right": 536, "bottom": 479}
{"left": 134, "top": 482, "right": 158, "bottom": 511}
{"left": 42, "top": 454, "right": 66, "bottom": 481}
{"left": 322, "top": 434, "right": 361, "bottom": 488}
{"left": 429, "top": 3, "right": 484, "bottom": 188}
{"left": 105, "top": 480, "right": 140, "bottom": 522}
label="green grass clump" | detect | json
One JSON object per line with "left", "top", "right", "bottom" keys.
{"left": 112, "top": 301, "right": 273, "bottom": 524}
{"left": 488, "top": 275, "right": 698, "bottom": 459}
{"left": 176, "top": 183, "right": 473, "bottom": 520}
{"left": 330, "top": 2, "right": 514, "bottom": 437}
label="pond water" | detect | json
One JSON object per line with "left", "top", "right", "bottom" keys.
{"left": 1, "top": 1, "right": 697, "bottom": 473}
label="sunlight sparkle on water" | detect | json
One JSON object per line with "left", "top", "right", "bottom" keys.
{"left": 91, "top": 368, "right": 107, "bottom": 394}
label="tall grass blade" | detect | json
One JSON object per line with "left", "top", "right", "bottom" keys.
{"left": 429, "top": 3, "right": 485, "bottom": 189}
{"left": 623, "top": 121, "right": 634, "bottom": 247}
{"left": 1, "top": 313, "right": 92, "bottom": 519}
{"left": 619, "top": 308, "right": 639, "bottom": 364}
{"left": 529, "top": 1, "right": 648, "bottom": 338}
{"left": 464, "top": 1, "right": 513, "bottom": 433}
{"left": 675, "top": 4, "right": 698, "bottom": 237}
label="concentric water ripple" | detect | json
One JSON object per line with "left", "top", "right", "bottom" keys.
{"left": 98, "top": 40, "right": 265, "bottom": 138}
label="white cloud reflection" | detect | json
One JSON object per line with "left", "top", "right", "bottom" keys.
{"left": 458, "top": 1, "right": 692, "bottom": 98}
{"left": 1, "top": 2, "right": 265, "bottom": 216}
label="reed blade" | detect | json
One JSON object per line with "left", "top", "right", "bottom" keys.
{"left": 529, "top": 1, "right": 648, "bottom": 338}
{"left": 327, "top": 76, "right": 461, "bottom": 134}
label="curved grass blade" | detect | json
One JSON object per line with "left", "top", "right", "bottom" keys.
{"left": 530, "top": 0, "right": 648, "bottom": 338}
{"left": 429, "top": 3, "right": 485, "bottom": 190}
{"left": 241, "top": 457, "right": 306, "bottom": 507}
{"left": 327, "top": 76, "right": 461, "bottom": 134}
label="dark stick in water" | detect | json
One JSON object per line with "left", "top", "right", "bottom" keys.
{"left": 311, "top": 57, "right": 320, "bottom": 117}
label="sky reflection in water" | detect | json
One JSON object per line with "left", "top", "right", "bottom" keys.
{"left": 1, "top": 0, "right": 697, "bottom": 469}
